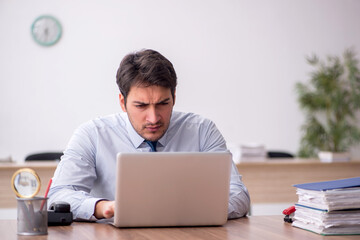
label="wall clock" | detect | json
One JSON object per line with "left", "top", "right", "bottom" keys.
{"left": 31, "top": 15, "right": 62, "bottom": 46}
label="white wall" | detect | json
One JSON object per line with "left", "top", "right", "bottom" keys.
{"left": 1, "top": 0, "right": 360, "bottom": 161}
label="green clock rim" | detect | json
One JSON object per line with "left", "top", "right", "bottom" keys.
{"left": 31, "top": 15, "right": 62, "bottom": 46}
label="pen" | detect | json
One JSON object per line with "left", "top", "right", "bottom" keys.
{"left": 40, "top": 178, "right": 52, "bottom": 211}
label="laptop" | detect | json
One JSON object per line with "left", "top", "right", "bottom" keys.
{"left": 113, "top": 152, "right": 232, "bottom": 227}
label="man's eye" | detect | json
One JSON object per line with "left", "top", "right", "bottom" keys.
{"left": 160, "top": 102, "right": 169, "bottom": 106}
{"left": 135, "top": 105, "right": 146, "bottom": 108}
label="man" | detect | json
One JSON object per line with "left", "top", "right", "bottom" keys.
{"left": 48, "top": 49, "right": 250, "bottom": 220}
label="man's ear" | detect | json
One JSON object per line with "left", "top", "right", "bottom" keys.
{"left": 119, "top": 93, "right": 127, "bottom": 112}
{"left": 172, "top": 90, "right": 176, "bottom": 106}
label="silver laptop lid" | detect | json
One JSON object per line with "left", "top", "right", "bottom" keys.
{"left": 114, "top": 152, "right": 232, "bottom": 227}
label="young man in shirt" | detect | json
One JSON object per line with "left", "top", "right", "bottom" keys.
{"left": 48, "top": 49, "right": 250, "bottom": 220}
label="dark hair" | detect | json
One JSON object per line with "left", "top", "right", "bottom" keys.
{"left": 116, "top": 49, "right": 177, "bottom": 103}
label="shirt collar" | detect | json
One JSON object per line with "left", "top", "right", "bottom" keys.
{"left": 124, "top": 113, "right": 168, "bottom": 149}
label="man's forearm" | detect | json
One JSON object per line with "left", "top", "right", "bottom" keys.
{"left": 227, "top": 163, "right": 251, "bottom": 219}
{"left": 48, "top": 186, "right": 104, "bottom": 220}
{"left": 228, "top": 189, "right": 251, "bottom": 219}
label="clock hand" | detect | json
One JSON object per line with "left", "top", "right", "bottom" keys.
{"left": 44, "top": 28, "right": 49, "bottom": 41}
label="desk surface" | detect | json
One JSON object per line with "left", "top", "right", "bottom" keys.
{"left": 1, "top": 216, "right": 359, "bottom": 240}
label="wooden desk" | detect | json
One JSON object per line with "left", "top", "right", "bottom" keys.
{"left": 1, "top": 216, "right": 359, "bottom": 240}
{"left": 0, "top": 161, "right": 58, "bottom": 208}
{"left": 237, "top": 159, "right": 360, "bottom": 203}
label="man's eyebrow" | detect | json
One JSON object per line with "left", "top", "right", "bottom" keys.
{"left": 132, "top": 98, "right": 171, "bottom": 105}
{"left": 157, "top": 98, "right": 171, "bottom": 104}
{"left": 133, "top": 101, "right": 148, "bottom": 105}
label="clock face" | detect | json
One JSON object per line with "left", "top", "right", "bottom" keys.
{"left": 31, "top": 15, "right": 62, "bottom": 46}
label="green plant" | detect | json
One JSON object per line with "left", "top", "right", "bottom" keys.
{"left": 296, "top": 49, "right": 360, "bottom": 157}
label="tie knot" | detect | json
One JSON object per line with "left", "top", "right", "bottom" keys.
{"left": 144, "top": 140, "right": 158, "bottom": 152}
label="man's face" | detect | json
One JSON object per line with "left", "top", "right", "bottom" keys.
{"left": 119, "top": 85, "right": 175, "bottom": 142}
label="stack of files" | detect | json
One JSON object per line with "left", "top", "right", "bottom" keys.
{"left": 292, "top": 177, "right": 360, "bottom": 235}
{"left": 240, "top": 143, "right": 266, "bottom": 162}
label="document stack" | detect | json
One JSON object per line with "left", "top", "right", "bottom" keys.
{"left": 292, "top": 177, "right": 360, "bottom": 235}
{"left": 240, "top": 143, "right": 266, "bottom": 162}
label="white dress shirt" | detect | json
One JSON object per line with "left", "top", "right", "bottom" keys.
{"left": 48, "top": 111, "right": 250, "bottom": 220}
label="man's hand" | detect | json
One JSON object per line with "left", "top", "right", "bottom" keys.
{"left": 94, "top": 200, "right": 115, "bottom": 219}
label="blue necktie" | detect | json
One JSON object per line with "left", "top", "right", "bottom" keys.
{"left": 145, "top": 140, "right": 158, "bottom": 152}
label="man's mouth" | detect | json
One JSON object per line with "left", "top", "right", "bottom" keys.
{"left": 145, "top": 124, "right": 162, "bottom": 132}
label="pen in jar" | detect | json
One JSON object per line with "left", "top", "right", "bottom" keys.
{"left": 40, "top": 178, "right": 52, "bottom": 211}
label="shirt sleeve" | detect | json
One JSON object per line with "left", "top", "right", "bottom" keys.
{"left": 200, "top": 119, "right": 251, "bottom": 219}
{"left": 227, "top": 161, "right": 251, "bottom": 219}
{"left": 48, "top": 122, "right": 104, "bottom": 220}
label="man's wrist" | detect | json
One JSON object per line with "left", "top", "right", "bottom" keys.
{"left": 94, "top": 200, "right": 108, "bottom": 219}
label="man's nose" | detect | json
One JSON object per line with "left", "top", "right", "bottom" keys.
{"left": 146, "top": 106, "right": 160, "bottom": 124}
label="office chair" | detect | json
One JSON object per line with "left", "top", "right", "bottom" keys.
{"left": 25, "top": 152, "right": 63, "bottom": 161}
{"left": 267, "top": 151, "right": 294, "bottom": 158}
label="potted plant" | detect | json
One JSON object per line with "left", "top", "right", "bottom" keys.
{"left": 296, "top": 49, "right": 360, "bottom": 162}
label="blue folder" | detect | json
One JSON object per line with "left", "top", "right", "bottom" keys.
{"left": 293, "top": 177, "right": 360, "bottom": 191}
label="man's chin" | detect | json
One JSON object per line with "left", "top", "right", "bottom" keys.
{"left": 142, "top": 131, "right": 165, "bottom": 142}
{"left": 143, "top": 135, "right": 161, "bottom": 142}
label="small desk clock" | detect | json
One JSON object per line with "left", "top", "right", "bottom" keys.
{"left": 31, "top": 15, "right": 62, "bottom": 46}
